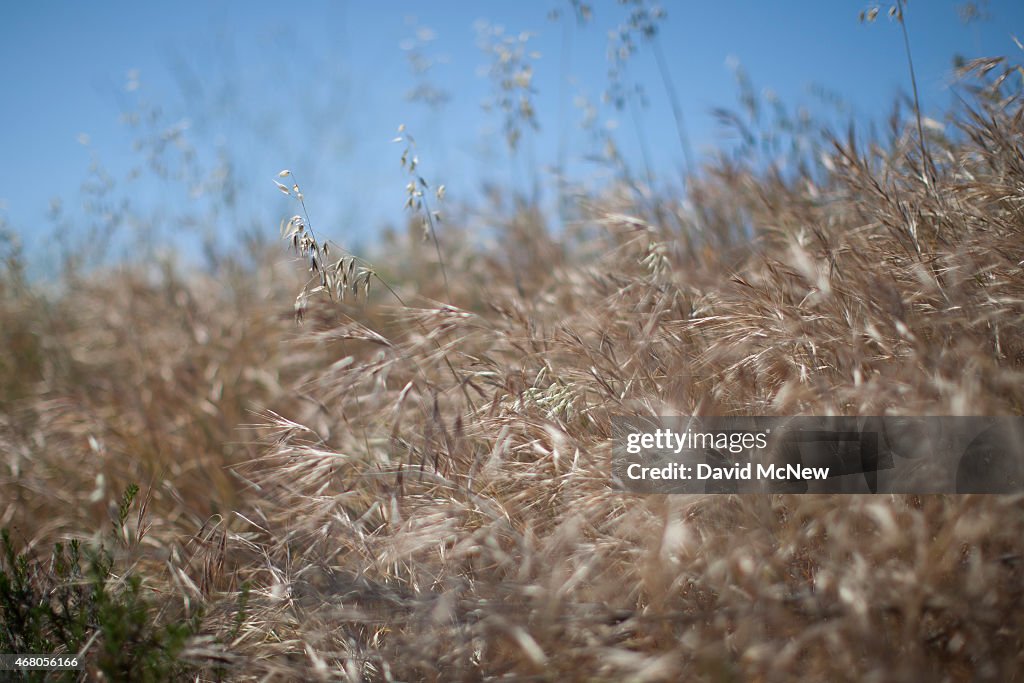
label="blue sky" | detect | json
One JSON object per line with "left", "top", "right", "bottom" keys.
{"left": 1, "top": 1, "right": 1022, "bottom": 265}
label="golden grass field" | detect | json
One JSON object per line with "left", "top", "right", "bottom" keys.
{"left": 2, "top": 50, "right": 1024, "bottom": 681}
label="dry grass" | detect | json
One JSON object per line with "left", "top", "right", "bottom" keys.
{"left": 2, "top": 57, "right": 1024, "bottom": 681}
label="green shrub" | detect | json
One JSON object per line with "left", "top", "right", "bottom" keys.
{"left": 0, "top": 485, "right": 200, "bottom": 682}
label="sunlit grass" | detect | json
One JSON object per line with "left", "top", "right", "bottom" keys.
{"left": 2, "top": 25, "right": 1024, "bottom": 683}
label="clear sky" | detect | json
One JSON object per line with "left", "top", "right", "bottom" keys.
{"left": 2, "top": 1, "right": 1022, "bottom": 266}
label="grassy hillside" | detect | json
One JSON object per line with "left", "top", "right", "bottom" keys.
{"left": 2, "top": 53, "right": 1024, "bottom": 681}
